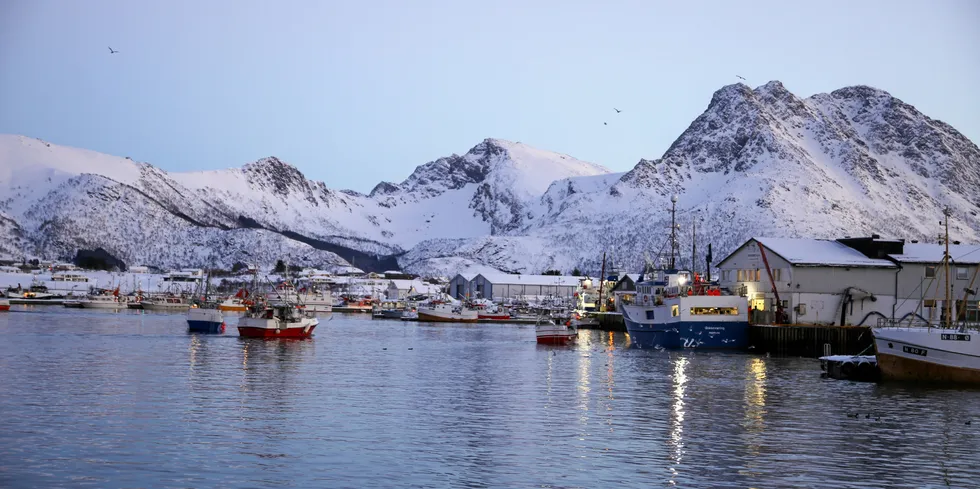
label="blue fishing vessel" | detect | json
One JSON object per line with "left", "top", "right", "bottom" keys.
{"left": 185, "top": 270, "right": 225, "bottom": 334}
{"left": 622, "top": 269, "right": 748, "bottom": 349}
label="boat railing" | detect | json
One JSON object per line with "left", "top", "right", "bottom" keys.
{"left": 875, "top": 317, "right": 980, "bottom": 332}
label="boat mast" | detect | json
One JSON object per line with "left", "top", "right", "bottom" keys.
{"left": 944, "top": 207, "right": 951, "bottom": 328}
{"left": 670, "top": 195, "right": 678, "bottom": 270}
{"left": 598, "top": 252, "right": 606, "bottom": 312}
{"left": 692, "top": 216, "right": 697, "bottom": 275}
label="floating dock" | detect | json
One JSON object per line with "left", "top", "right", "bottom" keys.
{"left": 819, "top": 355, "right": 880, "bottom": 382}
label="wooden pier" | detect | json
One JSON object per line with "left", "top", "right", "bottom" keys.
{"left": 749, "top": 324, "right": 874, "bottom": 358}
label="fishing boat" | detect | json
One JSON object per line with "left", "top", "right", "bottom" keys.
{"left": 471, "top": 300, "right": 511, "bottom": 320}
{"left": 186, "top": 273, "right": 224, "bottom": 333}
{"left": 218, "top": 297, "right": 248, "bottom": 312}
{"left": 872, "top": 208, "right": 980, "bottom": 384}
{"left": 80, "top": 294, "right": 127, "bottom": 309}
{"left": 5, "top": 279, "right": 64, "bottom": 304}
{"left": 238, "top": 301, "right": 318, "bottom": 338}
{"left": 622, "top": 269, "right": 748, "bottom": 349}
{"left": 535, "top": 315, "right": 577, "bottom": 344}
{"left": 416, "top": 301, "right": 478, "bottom": 323}
{"left": 142, "top": 295, "right": 192, "bottom": 312}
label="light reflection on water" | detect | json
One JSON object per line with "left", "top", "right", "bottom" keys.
{"left": 0, "top": 307, "right": 978, "bottom": 488}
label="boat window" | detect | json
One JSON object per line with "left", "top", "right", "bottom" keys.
{"left": 690, "top": 306, "right": 739, "bottom": 315}
{"left": 671, "top": 305, "right": 679, "bottom": 317}
{"left": 645, "top": 310, "right": 655, "bottom": 320}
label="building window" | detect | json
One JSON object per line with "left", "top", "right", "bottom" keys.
{"left": 956, "top": 267, "right": 968, "bottom": 280}
{"left": 925, "top": 266, "right": 936, "bottom": 278}
{"left": 754, "top": 269, "right": 761, "bottom": 282}
{"left": 690, "top": 307, "right": 739, "bottom": 315}
{"left": 671, "top": 305, "right": 679, "bottom": 317}
{"left": 772, "top": 268, "right": 781, "bottom": 281}
{"left": 737, "top": 270, "right": 743, "bottom": 282}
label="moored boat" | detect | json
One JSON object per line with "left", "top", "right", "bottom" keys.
{"left": 0, "top": 298, "right": 9, "bottom": 311}
{"left": 142, "top": 296, "right": 192, "bottom": 311}
{"left": 417, "top": 302, "right": 478, "bottom": 323}
{"left": 872, "top": 326, "right": 980, "bottom": 384}
{"left": 218, "top": 297, "right": 248, "bottom": 312}
{"left": 622, "top": 269, "right": 748, "bottom": 349}
{"left": 80, "top": 289, "right": 127, "bottom": 309}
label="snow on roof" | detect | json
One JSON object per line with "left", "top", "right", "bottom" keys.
{"left": 754, "top": 237, "right": 896, "bottom": 268}
{"left": 475, "top": 273, "right": 584, "bottom": 286}
{"left": 890, "top": 243, "right": 980, "bottom": 265}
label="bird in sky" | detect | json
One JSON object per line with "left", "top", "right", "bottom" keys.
{"left": 614, "top": 108, "right": 622, "bottom": 113}
{"left": 108, "top": 46, "right": 119, "bottom": 54}
{"left": 736, "top": 75, "right": 746, "bottom": 81}
{"left": 603, "top": 122, "right": 607, "bottom": 126}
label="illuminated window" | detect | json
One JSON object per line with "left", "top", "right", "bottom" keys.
{"left": 737, "top": 270, "right": 743, "bottom": 281}
{"left": 755, "top": 269, "right": 761, "bottom": 282}
{"left": 671, "top": 305, "right": 679, "bottom": 317}
{"left": 925, "top": 266, "right": 936, "bottom": 278}
{"left": 690, "top": 307, "right": 739, "bottom": 315}
{"left": 772, "top": 268, "right": 781, "bottom": 281}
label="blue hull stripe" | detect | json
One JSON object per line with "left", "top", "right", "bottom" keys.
{"left": 624, "top": 317, "right": 748, "bottom": 350}
{"left": 187, "top": 320, "right": 224, "bottom": 334}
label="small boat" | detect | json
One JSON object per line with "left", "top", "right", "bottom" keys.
{"left": 218, "top": 297, "right": 248, "bottom": 312}
{"left": 142, "top": 296, "right": 192, "bottom": 311}
{"left": 187, "top": 305, "right": 225, "bottom": 333}
{"left": 238, "top": 301, "right": 319, "bottom": 339}
{"left": 472, "top": 301, "right": 511, "bottom": 320}
{"left": 417, "top": 302, "right": 478, "bottom": 323}
{"left": 0, "top": 298, "right": 9, "bottom": 311}
{"left": 186, "top": 271, "right": 225, "bottom": 333}
{"left": 536, "top": 316, "right": 577, "bottom": 345}
{"left": 80, "top": 289, "right": 127, "bottom": 309}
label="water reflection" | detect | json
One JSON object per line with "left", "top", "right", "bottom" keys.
{"left": 668, "top": 356, "right": 688, "bottom": 486}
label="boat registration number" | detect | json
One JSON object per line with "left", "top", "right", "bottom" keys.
{"left": 941, "top": 334, "right": 970, "bottom": 341}
{"left": 902, "top": 346, "right": 928, "bottom": 357}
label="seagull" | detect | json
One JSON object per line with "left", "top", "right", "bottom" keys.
{"left": 603, "top": 122, "right": 607, "bottom": 126}
{"left": 614, "top": 108, "right": 622, "bottom": 113}
{"left": 108, "top": 46, "right": 119, "bottom": 54}
{"left": 736, "top": 75, "right": 745, "bottom": 81}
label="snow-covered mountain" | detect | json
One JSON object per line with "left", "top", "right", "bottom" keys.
{"left": 401, "top": 81, "right": 980, "bottom": 274}
{"left": 2, "top": 81, "right": 977, "bottom": 274}
{"left": 0, "top": 135, "right": 611, "bottom": 271}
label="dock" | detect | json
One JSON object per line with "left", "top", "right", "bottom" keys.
{"left": 577, "top": 312, "right": 626, "bottom": 332}
{"left": 819, "top": 355, "right": 880, "bottom": 382}
{"left": 749, "top": 324, "right": 873, "bottom": 358}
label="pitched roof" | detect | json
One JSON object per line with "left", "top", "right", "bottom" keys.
{"left": 890, "top": 243, "right": 980, "bottom": 265}
{"left": 719, "top": 237, "right": 896, "bottom": 268}
{"left": 474, "top": 273, "right": 584, "bottom": 286}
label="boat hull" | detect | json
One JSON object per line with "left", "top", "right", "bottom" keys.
{"left": 142, "top": 303, "right": 191, "bottom": 312}
{"left": 622, "top": 306, "right": 748, "bottom": 350}
{"left": 873, "top": 328, "right": 980, "bottom": 384}
{"left": 536, "top": 323, "right": 577, "bottom": 344}
{"left": 0, "top": 302, "right": 9, "bottom": 311}
{"left": 127, "top": 302, "right": 144, "bottom": 309}
{"left": 237, "top": 316, "right": 318, "bottom": 339}
{"left": 478, "top": 314, "right": 511, "bottom": 321}
{"left": 188, "top": 320, "right": 226, "bottom": 334}
{"left": 81, "top": 300, "right": 126, "bottom": 309}
{"left": 187, "top": 308, "right": 225, "bottom": 334}
{"left": 417, "top": 312, "right": 478, "bottom": 323}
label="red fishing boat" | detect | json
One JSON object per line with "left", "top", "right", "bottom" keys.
{"left": 238, "top": 301, "right": 319, "bottom": 338}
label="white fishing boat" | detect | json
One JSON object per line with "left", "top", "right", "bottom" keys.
{"left": 80, "top": 293, "right": 127, "bottom": 309}
{"left": 536, "top": 316, "right": 577, "bottom": 344}
{"left": 872, "top": 207, "right": 980, "bottom": 384}
{"left": 142, "top": 296, "right": 192, "bottom": 311}
{"left": 417, "top": 301, "right": 478, "bottom": 323}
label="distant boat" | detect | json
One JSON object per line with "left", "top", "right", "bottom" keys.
{"left": 417, "top": 302, "right": 478, "bottom": 323}
{"left": 80, "top": 293, "right": 127, "bottom": 309}
{"left": 186, "top": 271, "right": 225, "bottom": 333}
{"left": 142, "top": 296, "right": 192, "bottom": 312}
{"left": 218, "top": 297, "right": 248, "bottom": 312}
{"left": 0, "top": 298, "right": 9, "bottom": 311}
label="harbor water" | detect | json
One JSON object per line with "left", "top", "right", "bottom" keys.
{"left": 1, "top": 307, "right": 979, "bottom": 488}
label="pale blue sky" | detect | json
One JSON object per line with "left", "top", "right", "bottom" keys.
{"left": 1, "top": 0, "right": 977, "bottom": 192}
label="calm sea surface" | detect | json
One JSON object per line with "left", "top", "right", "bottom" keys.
{"left": 0, "top": 306, "right": 978, "bottom": 488}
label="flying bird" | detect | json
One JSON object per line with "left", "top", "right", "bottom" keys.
{"left": 614, "top": 108, "right": 622, "bottom": 113}
{"left": 736, "top": 75, "right": 745, "bottom": 81}
{"left": 603, "top": 122, "right": 607, "bottom": 126}
{"left": 108, "top": 46, "right": 119, "bottom": 54}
